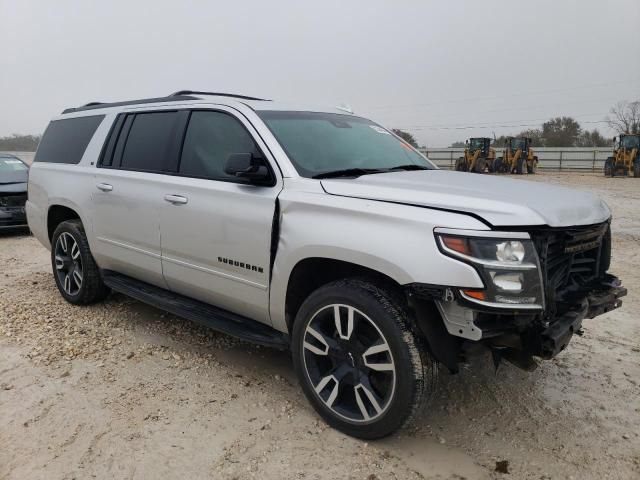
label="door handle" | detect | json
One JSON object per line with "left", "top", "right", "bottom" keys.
{"left": 96, "top": 183, "right": 113, "bottom": 192}
{"left": 164, "top": 194, "right": 188, "bottom": 205}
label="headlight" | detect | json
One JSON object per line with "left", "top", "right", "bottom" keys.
{"left": 437, "top": 230, "right": 544, "bottom": 309}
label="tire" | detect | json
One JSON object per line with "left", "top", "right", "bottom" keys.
{"left": 634, "top": 162, "right": 640, "bottom": 178}
{"left": 474, "top": 157, "right": 487, "bottom": 173}
{"left": 454, "top": 157, "right": 467, "bottom": 172}
{"left": 493, "top": 158, "right": 503, "bottom": 173}
{"left": 604, "top": 158, "right": 614, "bottom": 177}
{"left": 515, "top": 157, "right": 526, "bottom": 174}
{"left": 291, "top": 279, "right": 437, "bottom": 439}
{"left": 51, "top": 219, "right": 110, "bottom": 305}
{"left": 527, "top": 158, "right": 538, "bottom": 174}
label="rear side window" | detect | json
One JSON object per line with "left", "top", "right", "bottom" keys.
{"left": 119, "top": 112, "right": 178, "bottom": 172}
{"left": 179, "top": 111, "right": 260, "bottom": 181}
{"left": 34, "top": 115, "right": 104, "bottom": 164}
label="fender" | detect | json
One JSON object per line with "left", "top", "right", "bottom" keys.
{"left": 268, "top": 187, "right": 486, "bottom": 332}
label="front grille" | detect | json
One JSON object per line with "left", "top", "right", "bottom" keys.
{"left": 0, "top": 193, "right": 27, "bottom": 207}
{"left": 531, "top": 222, "right": 610, "bottom": 317}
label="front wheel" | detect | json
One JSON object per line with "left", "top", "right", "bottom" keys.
{"left": 454, "top": 157, "right": 467, "bottom": 172}
{"left": 604, "top": 158, "right": 614, "bottom": 177}
{"left": 515, "top": 157, "right": 526, "bottom": 174}
{"left": 474, "top": 157, "right": 487, "bottom": 173}
{"left": 292, "top": 279, "right": 437, "bottom": 439}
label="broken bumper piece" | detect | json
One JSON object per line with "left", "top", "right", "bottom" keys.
{"left": 536, "top": 275, "right": 626, "bottom": 359}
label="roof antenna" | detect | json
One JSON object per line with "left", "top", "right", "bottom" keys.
{"left": 336, "top": 104, "right": 353, "bottom": 114}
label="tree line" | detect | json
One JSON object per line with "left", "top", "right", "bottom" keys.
{"left": 447, "top": 99, "right": 639, "bottom": 148}
{"left": 0, "top": 134, "right": 41, "bottom": 151}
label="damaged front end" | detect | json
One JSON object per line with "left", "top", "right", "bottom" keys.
{"left": 410, "top": 221, "right": 626, "bottom": 372}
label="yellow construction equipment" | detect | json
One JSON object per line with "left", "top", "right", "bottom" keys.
{"left": 454, "top": 137, "right": 496, "bottom": 173}
{"left": 494, "top": 137, "right": 538, "bottom": 174}
{"left": 604, "top": 134, "right": 640, "bottom": 177}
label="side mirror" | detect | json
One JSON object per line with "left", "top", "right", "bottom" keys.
{"left": 224, "top": 153, "right": 271, "bottom": 184}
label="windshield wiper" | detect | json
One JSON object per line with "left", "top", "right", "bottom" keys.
{"left": 387, "top": 164, "right": 430, "bottom": 171}
{"left": 312, "top": 168, "right": 388, "bottom": 179}
{"left": 312, "top": 164, "right": 430, "bottom": 179}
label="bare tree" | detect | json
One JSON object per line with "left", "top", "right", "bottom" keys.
{"left": 607, "top": 100, "right": 640, "bottom": 134}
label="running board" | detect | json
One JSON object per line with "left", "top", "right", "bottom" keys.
{"left": 102, "top": 271, "right": 289, "bottom": 350}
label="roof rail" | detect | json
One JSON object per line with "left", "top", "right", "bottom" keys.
{"left": 169, "top": 90, "right": 269, "bottom": 101}
{"left": 61, "top": 94, "right": 199, "bottom": 114}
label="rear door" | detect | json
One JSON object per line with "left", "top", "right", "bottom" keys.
{"left": 159, "top": 108, "right": 282, "bottom": 324}
{"left": 92, "top": 110, "right": 183, "bottom": 287}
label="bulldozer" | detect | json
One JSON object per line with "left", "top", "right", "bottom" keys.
{"left": 494, "top": 137, "right": 538, "bottom": 174}
{"left": 454, "top": 137, "right": 496, "bottom": 173}
{"left": 604, "top": 134, "right": 640, "bottom": 177}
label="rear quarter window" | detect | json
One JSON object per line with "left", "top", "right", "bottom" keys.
{"left": 34, "top": 115, "right": 105, "bottom": 164}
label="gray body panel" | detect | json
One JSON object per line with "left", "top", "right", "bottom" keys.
{"left": 321, "top": 170, "right": 610, "bottom": 227}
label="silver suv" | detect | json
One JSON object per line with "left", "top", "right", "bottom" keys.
{"left": 27, "top": 91, "right": 626, "bottom": 439}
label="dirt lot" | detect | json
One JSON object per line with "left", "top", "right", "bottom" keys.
{"left": 1, "top": 172, "right": 638, "bottom": 480}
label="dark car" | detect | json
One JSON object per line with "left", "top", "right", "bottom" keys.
{"left": 0, "top": 154, "right": 29, "bottom": 230}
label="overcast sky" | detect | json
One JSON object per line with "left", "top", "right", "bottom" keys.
{"left": 1, "top": 0, "right": 639, "bottom": 146}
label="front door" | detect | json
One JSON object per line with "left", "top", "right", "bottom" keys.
{"left": 159, "top": 109, "right": 282, "bottom": 324}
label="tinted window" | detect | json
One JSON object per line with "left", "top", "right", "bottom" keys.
{"left": 179, "top": 111, "right": 259, "bottom": 181}
{"left": 120, "top": 112, "right": 177, "bottom": 171}
{"left": 34, "top": 115, "right": 104, "bottom": 164}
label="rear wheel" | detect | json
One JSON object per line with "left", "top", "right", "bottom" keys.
{"left": 515, "top": 157, "right": 526, "bottom": 174}
{"left": 493, "top": 158, "right": 504, "bottom": 173}
{"left": 51, "top": 220, "right": 110, "bottom": 305}
{"left": 292, "top": 279, "right": 437, "bottom": 439}
{"left": 527, "top": 158, "right": 538, "bottom": 174}
{"left": 634, "top": 162, "right": 640, "bottom": 178}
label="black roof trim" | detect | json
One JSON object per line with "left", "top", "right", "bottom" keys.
{"left": 61, "top": 95, "right": 199, "bottom": 114}
{"left": 169, "top": 90, "right": 269, "bottom": 101}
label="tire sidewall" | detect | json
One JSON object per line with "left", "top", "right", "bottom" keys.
{"left": 291, "top": 281, "right": 422, "bottom": 439}
{"left": 51, "top": 221, "right": 92, "bottom": 304}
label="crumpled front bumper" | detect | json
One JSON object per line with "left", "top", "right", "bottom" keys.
{"left": 533, "top": 275, "right": 626, "bottom": 359}
{"left": 0, "top": 206, "right": 28, "bottom": 229}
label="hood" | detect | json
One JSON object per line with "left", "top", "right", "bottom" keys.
{"left": 321, "top": 170, "right": 610, "bottom": 227}
{"left": 0, "top": 168, "right": 28, "bottom": 185}
{"left": 0, "top": 182, "right": 28, "bottom": 194}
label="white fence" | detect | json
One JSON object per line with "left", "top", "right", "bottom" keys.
{"left": 420, "top": 147, "right": 612, "bottom": 171}
{"left": 4, "top": 148, "right": 612, "bottom": 172}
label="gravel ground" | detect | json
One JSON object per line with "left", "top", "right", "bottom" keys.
{"left": 1, "top": 172, "right": 638, "bottom": 480}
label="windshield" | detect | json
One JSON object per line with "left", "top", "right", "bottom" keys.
{"left": 469, "top": 138, "right": 486, "bottom": 151}
{"left": 0, "top": 156, "right": 28, "bottom": 173}
{"left": 620, "top": 135, "right": 640, "bottom": 150}
{"left": 510, "top": 138, "right": 527, "bottom": 151}
{"left": 257, "top": 111, "right": 435, "bottom": 178}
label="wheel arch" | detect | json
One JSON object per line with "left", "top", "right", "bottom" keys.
{"left": 280, "top": 256, "right": 407, "bottom": 334}
{"left": 47, "top": 204, "right": 82, "bottom": 241}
